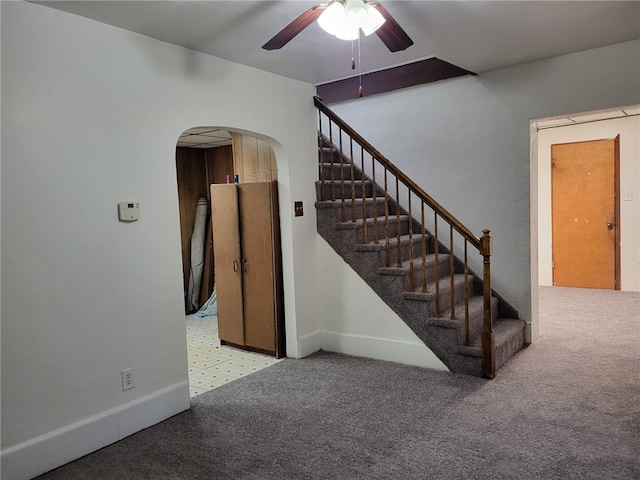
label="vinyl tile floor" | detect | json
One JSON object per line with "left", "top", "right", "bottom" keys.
{"left": 186, "top": 314, "right": 281, "bottom": 397}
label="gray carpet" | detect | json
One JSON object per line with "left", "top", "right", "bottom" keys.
{"left": 37, "top": 287, "right": 639, "bottom": 479}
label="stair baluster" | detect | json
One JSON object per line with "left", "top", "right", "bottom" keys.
{"left": 408, "top": 192, "right": 414, "bottom": 292}
{"left": 434, "top": 213, "right": 440, "bottom": 317}
{"left": 384, "top": 168, "right": 390, "bottom": 267}
{"left": 421, "top": 203, "right": 428, "bottom": 293}
{"left": 350, "top": 139, "right": 356, "bottom": 223}
{"left": 449, "top": 225, "right": 456, "bottom": 319}
{"left": 339, "top": 129, "right": 346, "bottom": 222}
{"left": 318, "top": 111, "right": 325, "bottom": 201}
{"left": 464, "top": 241, "right": 470, "bottom": 345}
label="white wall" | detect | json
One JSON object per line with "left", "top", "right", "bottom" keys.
{"left": 326, "top": 40, "right": 640, "bottom": 340}
{"left": 0, "top": 2, "right": 318, "bottom": 478}
{"left": 537, "top": 115, "right": 640, "bottom": 291}
{"left": 317, "top": 240, "right": 448, "bottom": 370}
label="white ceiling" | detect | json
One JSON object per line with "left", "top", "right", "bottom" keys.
{"left": 177, "top": 127, "right": 232, "bottom": 148}
{"left": 537, "top": 105, "right": 640, "bottom": 129}
{"left": 35, "top": 1, "right": 640, "bottom": 148}
{"left": 36, "top": 1, "right": 640, "bottom": 86}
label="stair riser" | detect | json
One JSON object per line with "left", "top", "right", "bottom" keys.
{"left": 317, "top": 181, "right": 373, "bottom": 200}
{"left": 379, "top": 255, "right": 452, "bottom": 288}
{"left": 404, "top": 276, "right": 473, "bottom": 318}
{"left": 431, "top": 280, "right": 473, "bottom": 318}
{"left": 407, "top": 258, "right": 454, "bottom": 291}
{"left": 496, "top": 326, "right": 526, "bottom": 370}
{"left": 363, "top": 217, "right": 410, "bottom": 241}
{"left": 385, "top": 237, "right": 432, "bottom": 266}
{"left": 319, "top": 162, "right": 363, "bottom": 181}
{"left": 328, "top": 200, "right": 390, "bottom": 222}
{"left": 320, "top": 147, "right": 351, "bottom": 163}
{"left": 451, "top": 297, "right": 499, "bottom": 345}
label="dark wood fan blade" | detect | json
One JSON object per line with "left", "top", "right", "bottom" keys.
{"left": 262, "top": 3, "right": 328, "bottom": 50}
{"left": 372, "top": 2, "right": 414, "bottom": 52}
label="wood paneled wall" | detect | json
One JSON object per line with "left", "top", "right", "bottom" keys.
{"left": 231, "top": 133, "right": 277, "bottom": 183}
{"left": 176, "top": 146, "right": 233, "bottom": 302}
{"left": 175, "top": 135, "right": 277, "bottom": 312}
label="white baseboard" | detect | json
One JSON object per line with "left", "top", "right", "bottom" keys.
{"left": 320, "top": 331, "right": 449, "bottom": 370}
{"left": 1, "top": 381, "right": 190, "bottom": 480}
{"left": 297, "top": 330, "right": 322, "bottom": 358}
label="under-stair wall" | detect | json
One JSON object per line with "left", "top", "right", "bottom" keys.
{"left": 317, "top": 238, "right": 451, "bottom": 370}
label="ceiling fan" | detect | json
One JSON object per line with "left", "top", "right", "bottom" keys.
{"left": 262, "top": 0, "right": 414, "bottom": 52}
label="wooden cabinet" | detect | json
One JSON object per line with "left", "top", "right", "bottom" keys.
{"left": 210, "top": 182, "right": 285, "bottom": 358}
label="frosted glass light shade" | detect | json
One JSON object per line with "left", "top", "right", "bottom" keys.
{"left": 317, "top": 0, "right": 386, "bottom": 41}
{"left": 317, "top": 2, "right": 345, "bottom": 36}
{"left": 360, "top": 4, "right": 385, "bottom": 36}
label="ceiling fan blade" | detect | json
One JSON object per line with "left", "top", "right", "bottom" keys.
{"left": 372, "top": 2, "right": 414, "bottom": 52}
{"left": 262, "top": 3, "right": 329, "bottom": 50}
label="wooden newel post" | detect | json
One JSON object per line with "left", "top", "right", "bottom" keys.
{"left": 480, "top": 229, "right": 496, "bottom": 379}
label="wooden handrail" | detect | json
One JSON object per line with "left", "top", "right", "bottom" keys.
{"left": 314, "top": 96, "right": 481, "bottom": 250}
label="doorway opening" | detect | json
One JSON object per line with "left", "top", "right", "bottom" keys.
{"left": 175, "top": 127, "right": 283, "bottom": 397}
{"left": 530, "top": 105, "right": 640, "bottom": 342}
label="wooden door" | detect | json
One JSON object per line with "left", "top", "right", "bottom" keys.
{"left": 210, "top": 184, "right": 245, "bottom": 345}
{"left": 551, "top": 138, "right": 620, "bottom": 289}
{"left": 239, "top": 182, "right": 277, "bottom": 352}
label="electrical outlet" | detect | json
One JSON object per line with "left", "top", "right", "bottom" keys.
{"left": 121, "top": 368, "right": 135, "bottom": 391}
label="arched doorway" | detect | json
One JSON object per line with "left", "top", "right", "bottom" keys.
{"left": 175, "top": 126, "right": 284, "bottom": 397}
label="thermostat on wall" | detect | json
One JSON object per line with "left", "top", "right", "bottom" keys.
{"left": 118, "top": 202, "right": 140, "bottom": 222}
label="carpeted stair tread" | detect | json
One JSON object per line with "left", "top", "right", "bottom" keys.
{"left": 320, "top": 146, "right": 354, "bottom": 157}
{"left": 426, "top": 316, "right": 462, "bottom": 329}
{"left": 400, "top": 274, "right": 467, "bottom": 300}
{"left": 316, "top": 197, "right": 390, "bottom": 222}
{"left": 335, "top": 214, "right": 409, "bottom": 230}
{"left": 355, "top": 233, "right": 429, "bottom": 253}
{"left": 428, "top": 296, "right": 497, "bottom": 325}
{"left": 356, "top": 232, "right": 428, "bottom": 249}
{"left": 463, "top": 317, "right": 526, "bottom": 367}
{"left": 457, "top": 318, "right": 523, "bottom": 349}
{"left": 440, "top": 295, "right": 499, "bottom": 325}
{"left": 315, "top": 197, "right": 387, "bottom": 207}
{"left": 378, "top": 253, "right": 450, "bottom": 272}
{"left": 316, "top": 180, "right": 373, "bottom": 201}
{"left": 319, "top": 162, "right": 363, "bottom": 181}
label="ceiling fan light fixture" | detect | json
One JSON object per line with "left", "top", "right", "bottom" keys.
{"left": 317, "top": 0, "right": 385, "bottom": 40}
{"left": 317, "top": 1, "right": 345, "bottom": 36}
{"left": 360, "top": 4, "right": 385, "bottom": 36}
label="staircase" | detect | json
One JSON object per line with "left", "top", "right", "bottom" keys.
{"left": 314, "top": 96, "right": 525, "bottom": 378}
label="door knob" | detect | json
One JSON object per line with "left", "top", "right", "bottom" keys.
{"left": 607, "top": 222, "right": 615, "bottom": 230}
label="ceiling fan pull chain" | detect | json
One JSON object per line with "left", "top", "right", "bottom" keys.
{"left": 358, "top": 34, "right": 363, "bottom": 97}
{"left": 351, "top": 39, "right": 356, "bottom": 69}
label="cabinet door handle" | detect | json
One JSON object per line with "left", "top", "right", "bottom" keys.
{"left": 233, "top": 260, "right": 239, "bottom": 272}
{"left": 242, "top": 259, "right": 248, "bottom": 272}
